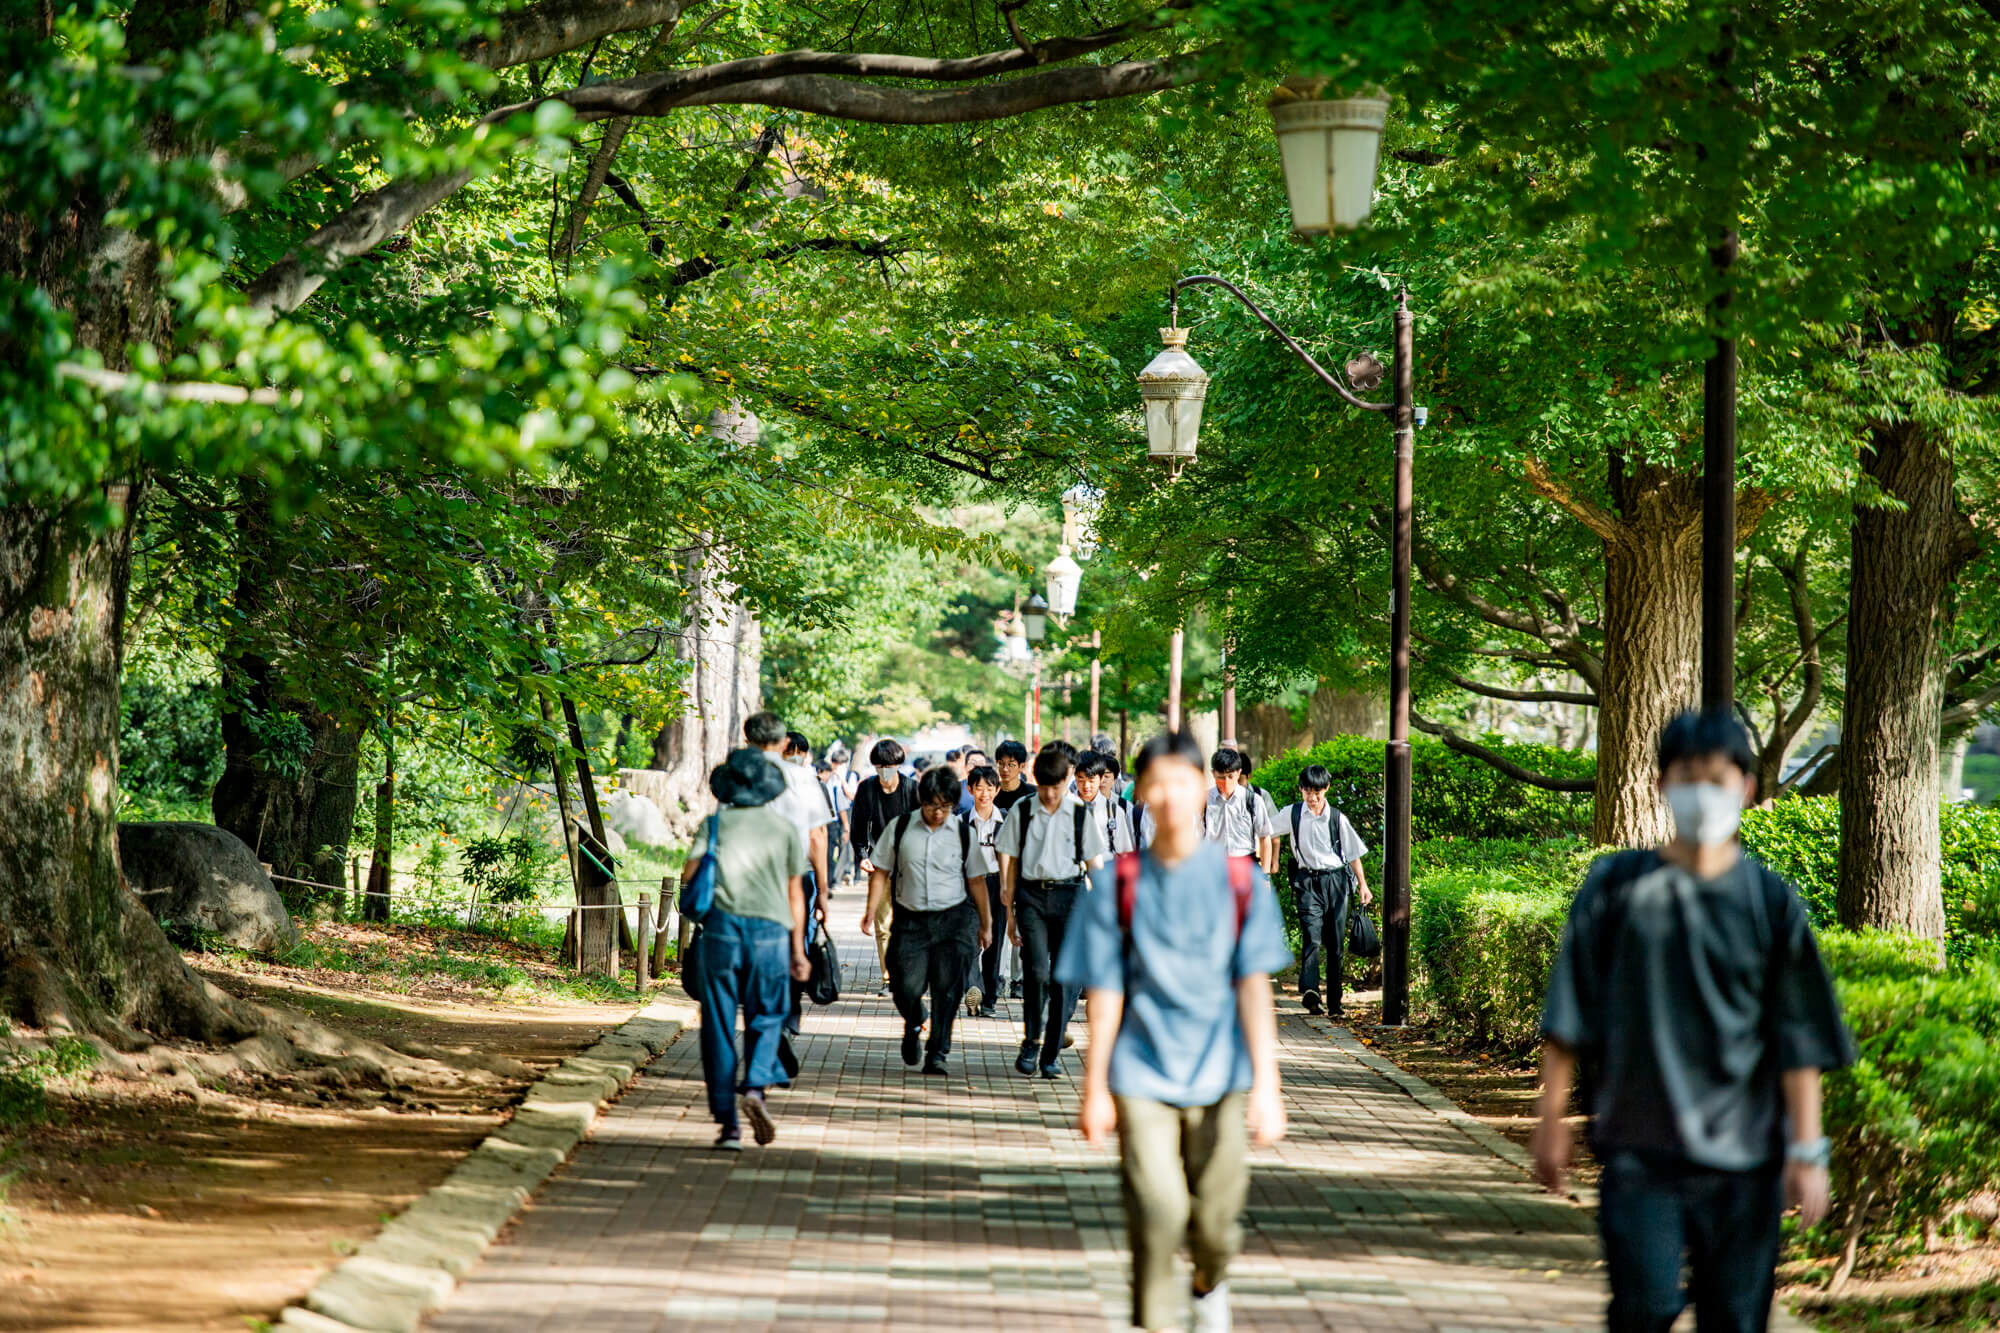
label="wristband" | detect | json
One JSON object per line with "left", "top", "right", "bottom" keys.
{"left": 1784, "top": 1136, "right": 1831, "bottom": 1167}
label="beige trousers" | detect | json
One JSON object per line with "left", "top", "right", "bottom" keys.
{"left": 1114, "top": 1091, "right": 1249, "bottom": 1331}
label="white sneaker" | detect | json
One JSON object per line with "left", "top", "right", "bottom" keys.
{"left": 1191, "top": 1281, "right": 1231, "bottom": 1333}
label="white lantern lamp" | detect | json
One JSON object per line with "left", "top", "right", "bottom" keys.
{"left": 1269, "top": 86, "right": 1390, "bottom": 235}
{"left": 1044, "top": 548, "right": 1082, "bottom": 622}
{"left": 1137, "top": 327, "right": 1209, "bottom": 478}
{"left": 1022, "top": 594, "right": 1049, "bottom": 645}
{"left": 1061, "top": 482, "right": 1103, "bottom": 558}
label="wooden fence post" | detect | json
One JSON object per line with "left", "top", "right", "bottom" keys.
{"left": 635, "top": 893, "right": 652, "bottom": 993}
{"left": 651, "top": 876, "right": 674, "bottom": 978}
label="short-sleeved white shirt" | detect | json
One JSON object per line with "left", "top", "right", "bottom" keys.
{"left": 872, "top": 812, "right": 998, "bottom": 911}
{"left": 1273, "top": 801, "right": 1367, "bottom": 870}
{"left": 995, "top": 794, "right": 1109, "bottom": 883}
{"left": 770, "top": 757, "right": 832, "bottom": 841}
{"left": 1203, "top": 786, "right": 1273, "bottom": 856}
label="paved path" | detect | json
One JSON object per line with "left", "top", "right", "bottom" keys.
{"left": 425, "top": 913, "right": 1609, "bottom": 1332}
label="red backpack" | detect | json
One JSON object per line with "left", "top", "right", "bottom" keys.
{"left": 1114, "top": 850, "right": 1255, "bottom": 936}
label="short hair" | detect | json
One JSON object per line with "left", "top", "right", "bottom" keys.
{"left": 1211, "top": 746, "right": 1246, "bottom": 776}
{"left": 1101, "top": 752, "right": 1122, "bottom": 779}
{"left": 913, "top": 756, "right": 932, "bottom": 772}
{"left": 1043, "top": 739, "right": 1078, "bottom": 763}
{"left": 1298, "top": 764, "right": 1332, "bottom": 791}
{"left": 870, "top": 738, "right": 906, "bottom": 766}
{"left": 966, "top": 764, "right": 1000, "bottom": 790}
{"left": 1658, "top": 709, "right": 1756, "bottom": 778}
{"left": 1073, "top": 750, "right": 1112, "bottom": 779}
{"left": 1091, "top": 733, "right": 1117, "bottom": 755}
{"left": 946, "top": 748, "right": 962, "bottom": 762}
{"left": 785, "top": 730, "right": 811, "bottom": 756}
{"left": 995, "top": 739, "right": 1029, "bottom": 763}
{"left": 744, "top": 711, "right": 786, "bottom": 747}
{"left": 918, "top": 768, "right": 962, "bottom": 808}
{"left": 814, "top": 762, "right": 832, "bottom": 776}
{"left": 1032, "top": 749, "right": 1073, "bottom": 787}
{"left": 1133, "top": 731, "right": 1205, "bottom": 783}
{"left": 962, "top": 748, "right": 986, "bottom": 764}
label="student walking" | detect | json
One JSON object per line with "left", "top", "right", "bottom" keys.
{"left": 1271, "top": 764, "right": 1372, "bottom": 1017}
{"left": 862, "top": 768, "right": 997, "bottom": 1075}
{"left": 963, "top": 764, "right": 1007, "bottom": 1017}
{"left": 1534, "top": 710, "right": 1854, "bottom": 1333}
{"left": 992, "top": 739, "right": 1034, "bottom": 810}
{"left": 997, "top": 747, "right": 1110, "bottom": 1078}
{"left": 680, "top": 749, "right": 811, "bottom": 1151}
{"left": 1061, "top": 731, "right": 1292, "bottom": 1333}
{"left": 1204, "top": 748, "right": 1273, "bottom": 866}
{"left": 1076, "top": 750, "right": 1136, "bottom": 855}
{"left": 849, "top": 738, "right": 920, "bottom": 990}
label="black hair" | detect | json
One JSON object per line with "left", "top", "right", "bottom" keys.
{"left": 995, "top": 739, "right": 1029, "bottom": 763}
{"left": 869, "top": 738, "right": 906, "bottom": 766}
{"left": 744, "top": 711, "right": 786, "bottom": 747}
{"left": 1073, "top": 750, "right": 1111, "bottom": 779}
{"left": 1210, "top": 746, "right": 1246, "bottom": 776}
{"left": 945, "top": 748, "right": 962, "bottom": 762}
{"left": 784, "top": 730, "right": 811, "bottom": 756}
{"left": 1102, "top": 752, "right": 1122, "bottom": 778}
{"left": 918, "top": 768, "right": 962, "bottom": 808}
{"left": 1043, "top": 738, "right": 1078, "bottom": 763}
{"left": 1032, "top": 748, "right": 1073, "bottom": 786}
{"left": 1298, "top": 764, "right": 1332, "bottom": 791}
{"left": 962, "top": 747, "right": 986, "bottom": 764}
{"left": 1132, "top": 731, "right": 1206, "bottom": 782}
{"left": 967, "top": 764, "right": 1001, "bottom": 790}
{"left": 1657, "top": 709, "right": 1756, "bottom": 778}
{"left": 1091, "top": 733, "right": 1117, "bottom": 755}
{"left": 913, "top": 756, "right": 932, "bottom": 772}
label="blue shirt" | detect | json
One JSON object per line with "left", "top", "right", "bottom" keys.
{"left": 1056, "top": 842, "right": 1293, "bottom": 1107}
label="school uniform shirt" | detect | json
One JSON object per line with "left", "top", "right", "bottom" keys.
{"left": 995, "top": 794, "right": 1110, "bottom": 884}
{"left": 1089, "top": 793, "right": 1137, "bottom": 856}
{"left": 871, "top": 813, "right": 999, "bottom": 912}
{"left": 1273, "top": 801, "right": 1367, "bottom": 871}
{"left": 1056, "top": 842, "right": 1293, "bottom": 1107}
{"left": 1203, "top": 786, "right": 1273, "bottom": 857}
{"left": 963, "top": 806, "right": 1005, "bottom": 857}
{"left": 1135, "top": 803, "right": 1202, "bottom": 849}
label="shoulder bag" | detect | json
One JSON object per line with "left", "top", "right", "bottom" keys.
{"left": 678, "top": 814, "right": 720, "bottom": 997}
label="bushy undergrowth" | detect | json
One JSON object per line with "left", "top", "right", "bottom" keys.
{"left": 0, "top": 1026, "right": 98, "bottom": 1128}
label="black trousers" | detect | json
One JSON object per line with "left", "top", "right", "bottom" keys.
{"left": 1597, "top": 1149, "right": 1783, "bottom": 1333}
{"left": 1015, "top": 880, "right": 1082, "bottom": 1066}
{"left": 972, "top": 881, "right": 1003, "bottom": 1004}
{"left": 1294, "top": 869, "right": 1350, "bottom": 1009}
{"left": 888, "top": 899, "right": 980, "bottom": 1060}
{"left": 786, "top": 868, "right": 820, "bottom": 1036}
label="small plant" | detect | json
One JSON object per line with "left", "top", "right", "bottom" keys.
{"left": 0, "top": 1036, "right": 98, "bottom": 1127}
{"left": 461, "top": 833, "right": 554, "bottom": 906}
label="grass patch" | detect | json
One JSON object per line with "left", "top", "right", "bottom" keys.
{"left": 1804, "top": 1282, "right": 2000, "bottom": 1331}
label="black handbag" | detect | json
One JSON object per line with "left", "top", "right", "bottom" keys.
{"left": 807, "top": 923, "right": 842, "bottom": 1006}
{"left": 679, "top": 922, "right": 705, "bottom": 998}
{"left": 1347, "top": 902, "right": 1382, "bottom": 958}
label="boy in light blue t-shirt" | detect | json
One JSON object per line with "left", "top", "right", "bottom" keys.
{"left": 1058, "top": 731, "right": 1292, "bottom": 1333}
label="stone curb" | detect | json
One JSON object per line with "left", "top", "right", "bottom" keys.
{"left": 1305, "top": 1011, "right": 1816, "bottom": 1333}
{"left": 272, "top": 1004, "right": 685, "bottom": 1333}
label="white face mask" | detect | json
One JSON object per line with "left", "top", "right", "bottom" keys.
{"left": 876, "top": 765, "right": 899, "bottom": 784}
{"left": 1664, "top": 782, "right": 1742, "bottom": 847}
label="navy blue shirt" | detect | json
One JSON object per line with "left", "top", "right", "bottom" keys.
{"left": 1056, "top": 842, "right": 1292, "bottom": 1107}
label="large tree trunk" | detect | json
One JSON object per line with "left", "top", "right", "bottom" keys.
{"left": 1838, "top": 420, "right": 1979, "bottom": 937}
{"left": 0, "top": 493, "right": 255, "bottom": 1042}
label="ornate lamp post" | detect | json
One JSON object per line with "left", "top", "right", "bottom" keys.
{"left": 1045, "top": 550, "right": 1082, "bottom": 622}
{"left": 1024, "top": 593, "right": 1049, "bottom": 749}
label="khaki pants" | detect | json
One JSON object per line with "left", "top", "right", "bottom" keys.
{"left": 1114, "top": 1091, "right": 1249, "bottom": 1332}
{"left": 872, "top": 893, "right": 894, "bottom": 980}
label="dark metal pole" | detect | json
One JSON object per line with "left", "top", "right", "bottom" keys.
{"left": 1700, "top": 237, "right": 1737, "bottom": 715}
{"left": 1382, "top": 288, "right": 1415, "bottom": 1027}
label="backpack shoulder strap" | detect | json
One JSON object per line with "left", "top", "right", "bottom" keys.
{"left": 1073, "top": 802, "right": 1088, "bottom": 872}
{"left": 1227, "top": 854, "right": 1254, "bottom": 936}
{"left": 1291, "top": 802, "right": 1302, "bottom": 843}
{"left": 1115, "top": 851, "right": 1141, "bottom": 929}
{"left": 890, "top": 810, "right": 915, "bottom": 893}
{"left": 958, "top": 813, "right": 972, "bottom": 870}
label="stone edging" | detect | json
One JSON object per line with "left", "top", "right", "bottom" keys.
{"left": 273, "top": 1002, "right": 685, "bottom": 1333}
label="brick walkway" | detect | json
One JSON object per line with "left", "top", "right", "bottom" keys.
{"left": 425, "top": 912, "right": 1610, "bottom": 1332}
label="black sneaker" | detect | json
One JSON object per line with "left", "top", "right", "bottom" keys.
{"left": 1301, "top": 992, "right": 1324, "bottom": 1015}
{"left": 1015, "top": 1041, "right": 1038, "bottom": 1076}
{"left": 922, "top": 1054, "right": 949, "bottom": 1076}
{"left": 902, "top": 1027, "right": 922, "bottom": 1066}
{"left": 1008, "top": 981, "right": 1023, "bottom": 999}
{"left": 976, "top": 1005, "right": 997, "bottom": 1019}
{"left": 1039, "top": 1060, "right": 1062, "bottom": 1080}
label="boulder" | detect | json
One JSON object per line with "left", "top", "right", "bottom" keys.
{"left": 600, "top": 790, "right": 673, "bottom": 847}
{"left": 119, "top": 822, "right": 303, "bottom": 955}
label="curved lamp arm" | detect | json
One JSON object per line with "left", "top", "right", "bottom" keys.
{"left": 1170, "top": 274, "right": 1393, "bottom": 414}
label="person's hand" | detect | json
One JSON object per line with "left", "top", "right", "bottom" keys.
{"left": 1532, "top": 1115, "right": 1572, "bottom": 1195}
{"left": 1078, "top": 1086, "right": 1118, "bottom": 1147}
{"left": 1786, "top": 1161, "right": 1831, "bottom": 1228}
{"left": 790, "top": 949, "right": 811, "bottom": 982}
{"left": 858, "top": 859, "right": 874, "bottom": 876}
{"left": 1358, "top": 885, "right": 1374, "bottom": 907}
{"left": 978, "top": 924, "right": 993, "bottom": 951}
{"left": 860, "top": 911, "right": 874, "bottom": 937}
{"left": 1246, "top": 1081, "right": 1287, "bottom": 1147}
{"left": 1007, "top": 917, "right": 1022, "bottom": 949}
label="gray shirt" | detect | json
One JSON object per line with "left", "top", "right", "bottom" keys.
{"left": 1274, "top": 801, "right": 1367, "bottom": 871}
{"left": 1203, "top": 786, "right": 1273, "bottom": 856}
{"left": 872, "top": 812, "right": 997, "bottom": 912}
{"left": 1540, "top": 850, "right": 1854, "bottom": 1171}
{"left": 996, "top": 794, "right": 1110, "bottom": 883}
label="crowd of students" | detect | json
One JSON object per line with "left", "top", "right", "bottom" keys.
{"left": 679, "top": 708, "right": 1851, "bottom": 1333}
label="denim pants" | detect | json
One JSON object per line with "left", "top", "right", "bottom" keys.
{"left": 889, "top": 899, "right": 980, "bottom": 1059}
{"left": 1015, "top": 880, "right": 1081, "bottom": 1065}
{"left": 694, "top": 909, "right": 793, "bottom": 1132}
{"left": 1293, "top": 869, "right": 1350, "bottom": 1008}
{"left": 1596, "top": 1148, "right": 1783, "bottom": 1333}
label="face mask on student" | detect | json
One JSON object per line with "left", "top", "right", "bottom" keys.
{"left": 1664, "top": 782, "right": 1742, "bottom": 847}
{"left": 876, "top": 765, "right": 899, "bottom": 783}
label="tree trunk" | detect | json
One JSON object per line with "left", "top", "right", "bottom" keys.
{"left": 1592, "top": 502, "right": 1702, "bottom": 846}
{"left": 1838, "top": 420, "right": 1978, "bottom": 938}
{"left": 640, "top": 534, "right": 761, "bottom": 835}
{"left": 0, "top": 494, "right": 255, "bottom": 1042}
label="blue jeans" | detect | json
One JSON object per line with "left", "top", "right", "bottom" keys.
{"left": 1597, "top": 1148, "right": 1783, "bottom": 1332}
{"left": 694, "top": 909, "right": 793, "bottom": 1132}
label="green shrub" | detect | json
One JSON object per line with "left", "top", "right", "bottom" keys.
{"left": 1251, "top": 735, "right": 1593, "bottom": 847}
{"left": 1409, "top": 865, "right": 1574, "bottom": 1051}
{"left": 0, "top": 1035, "right": 98, "bottom": 1127}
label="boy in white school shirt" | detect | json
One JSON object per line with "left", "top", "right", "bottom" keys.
{"left": 963, "top": 764, "right": 1008, "bottom": 1018}
{"left": 1271, "top": 764, "right": 1373, "bottom": 1018}
{"left": 1074, "top": 749, "right": 1136, "bottom": 856}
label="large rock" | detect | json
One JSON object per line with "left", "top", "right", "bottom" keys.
{"left": 118, "top": 821, "right": 302, "bottom": 955}
{"left": 600, "top": 790, "right": 672, "bottom": 847}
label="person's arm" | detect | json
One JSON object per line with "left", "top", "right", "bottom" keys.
{"left": 862, "top": 866, "right": 890, "bottom": 934}
{"left": 1078, "top": 987, "right": 1124, "bottom": 1146}
{"left": 1237, "top": 971, "right": 1286, "bottom": 1146}
{"left": 1782, "top": 1067, "right": 1831, "bottom": 1226}
{"left": 1532, "top": 1038, "right": 1577, "bottom": 1195}
{"left": 968, "top": 874, "right": 993, "bottom": 949}
{"left": 809, "top": 824, "right": 829, "bottom": 906}
{"left": 1000, "top": 855, "right": 1021, "bottom": 946}
{"left": 787, "top": 874, "right": 810, "bottom": 981}
{"left": 1349, "top": 857, "right": 1373, "bottom": 906}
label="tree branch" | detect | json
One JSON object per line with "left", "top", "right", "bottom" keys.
{"left": 1522, "top": 454, "right": 1624, "bottom": 543}
{"left": 460, "top": 0, "right": 692, "bottom": 71}
{"left": 1410, "top": 712, "right": 1598, "bottom": 792}
{"left": 1431, "top": 666, "right": 1598, "bottom": 707}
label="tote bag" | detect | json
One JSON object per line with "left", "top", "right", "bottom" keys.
{"left": 678, "top": 815, "right": 721, "bottom": 997}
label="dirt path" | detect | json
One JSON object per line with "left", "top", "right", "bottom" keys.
{"left": 0, "top": 948, "right": 687, "bottom": 1333}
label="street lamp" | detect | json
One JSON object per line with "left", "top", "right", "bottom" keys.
{"left": 1269, "top": 90, "right": 1392, "bottom": 234}
{"left": 1045, "top": 549, "right": 1082, "bottom": 622}
{"left": 1022, "top": 594, "right": 1049, "bottom": 644}
{"left": 1137, "top": 328, "right": 1209, "bottom": 479}
{"left": 1062, "top": 482, "right": 1104, "bottom": 558}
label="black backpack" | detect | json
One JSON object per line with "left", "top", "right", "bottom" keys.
{"left": 1009, "top": 799, "right": 1092, "bottom": 876}
{"left": 888, "top": 810, "right": 974, "bottom": 899}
